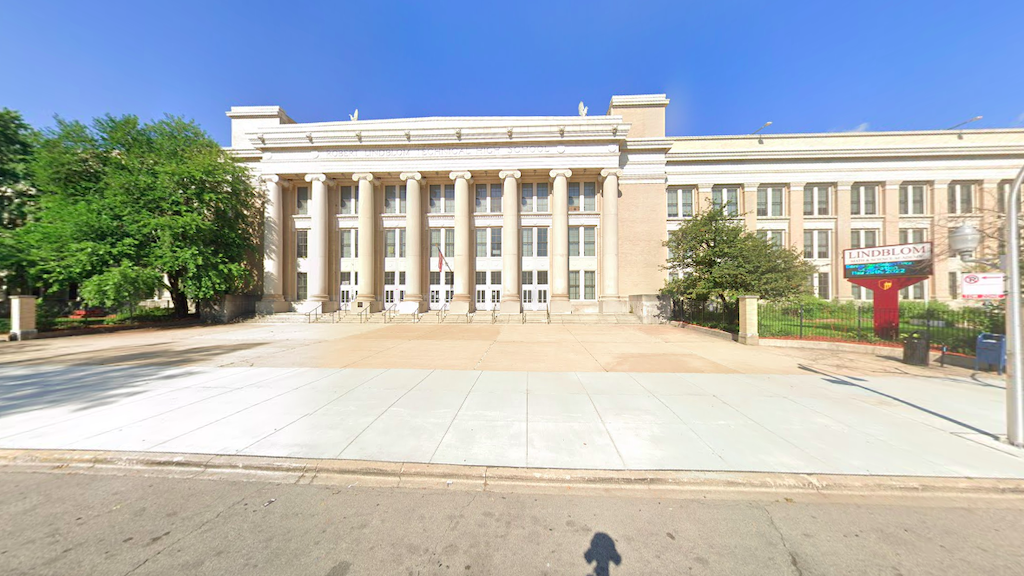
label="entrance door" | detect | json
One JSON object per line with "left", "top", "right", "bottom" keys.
{"left": 475, "top": 271, "right": 501, "bottom": 311}
{"left": 428, "top": 271, "right": 454, "bottom": 311}
{"left": 383, "top": 271, "right": 406, "bottom": 308}
{"left": 339, "top": 271, "right": 358, "bottom": 311}
{"left": 521, "top": 270, "right": 549, "bottom": 311}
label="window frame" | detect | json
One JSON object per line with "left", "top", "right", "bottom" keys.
{"left": 850, "top": 184, "right": 878, "bottom": 216}
{"left": 712, "top": 186, "right": 740, "bottom": 216}
{"left": 899, "top": 183, "right": 928, "bottom": 215}
{"left": 757, "top": 185, "right": 785, "bottom": 217}
{"left": 803, "top": 184, "right": 832, "bottom": 216}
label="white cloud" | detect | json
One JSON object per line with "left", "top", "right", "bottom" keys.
{"left": 848, "top": 122, "right": 870, "bottom": 132}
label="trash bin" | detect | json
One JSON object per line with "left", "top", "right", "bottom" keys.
{"left": 903, "top": 332, "right": 930, "bottom": 366}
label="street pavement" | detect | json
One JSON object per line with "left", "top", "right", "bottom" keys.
{"left": 1, "top": 468, "right": 1022, "bottom": 576}
{"left": 2, "top": 364, "right": 1022, "bottom": 477}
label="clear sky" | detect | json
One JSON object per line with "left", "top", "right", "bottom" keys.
{"left": 3, "top": 0, "right": 1023, "bottom": 145}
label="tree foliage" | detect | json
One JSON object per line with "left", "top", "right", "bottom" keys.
{"left": 0, "top": 108, "right": 38, "bottom": 293}
{"left": 661, "top": 206, "right": 815, "bottom": 306}
{"left": 80, "top": 264, "right": 164, "bottom": 315}
{"left": 23, "top": 114, "right": 261, "bottom": 317}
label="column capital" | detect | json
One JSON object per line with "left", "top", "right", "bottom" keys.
{"left": 549, "top": 169, "right": 573, "bottom": 179}
{"left": 498, "top": 170, "right": 521, "bottom": 180}
{"left": 261, "top": 174, "right": 280, "bottom": 184}
{"left": 352, "top": 172, "right": 375, "bottom": 182}
{"left": 399, "top": 172, "right": 422, "bottom": 182}
{"left": 304, "top": 173, "right": 328, "bottom": 184}
{"left": 600, "top": 168, "right": 622, "bottom": 179}
{"left": 835, "top": 181, "right": 855, "bottom": 191}
{"left": 449, "top": 171, "right": 472, "bottom": 182}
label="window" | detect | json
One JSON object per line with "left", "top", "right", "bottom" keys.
{"left": 537, "top": 228, "right": 549, "bottom": 257}
{"left": 803, "top": 230, "right": 830, "bottom": 259}
{"left": 803, "top": 184, "right": 831, "bottom": 216}
{"left": 475, "top": 228, "right": 487, "bottom": 257}
{"left": 399, "top": 229, "right": 406, "bottom": 258}
{"left": 476, "top": 290, "right": 486, "bottom": 304}
{"left": 475, "top": 184, "right": 487, "bottom": 213}
{"left": 584, "top": 271, "right": 596, "bottom": 299}
{"left": 568, "top": 183, "right": 580, "bottom": 212}
{"left": 712, "top": 186, "right": 739, "bottom": 216}
{"left": 429, "top": 185, "right": 442, "bottom": 213}
{"left": 851, "top": 184, "right": 878, "bottom": 215}
{"left": 536, "top": 183, "right": 549, "bottom": 212}
{"left": 901, "top": 281, "right": 926, "bottom": 300}
{"left": 948, "top": 182, "right": 974, "bottom": 214}
{"left": 521, "top": 228, "right": 533, "bottom": 257}
{"left": 757, "top": 230, "right": 784, "bottom": 247}
{"left": 475, "top": 271, "right": 487, "bottom": 285}
{"left": 341, "top": 271, "right": 352, "bottom": 285}
{"left": 569, "top": 227, "right": 580, "bottom": 256}
{"left": 522, "top": 271, "right": 532, "bottom": 285}
{"left": 340, "top": 230, "right": 357, "bottom": 258}
{"left": 899, "top": 229, "right": 927, "bottom": 244}
{"left": 899, "top": 184, "right": 927, "bottom": 215}
{"left": 537, "top": 270, "right": 548, "bottom": 285}
{"left": 583, "top": 183, "right": 596, "bottom": 211}
{"left": 757, "top": 186, "right": 785, "bottom": 217}
{"left": 490, "top": 184, "right": 502, "bottom": 213}
{"left": 384, "top": 185, "right": 406, "bottom": 214}
{"left": 399, "top": 271, "right": 406, "bottom": 286}
{"left": 949, "top": 271, "right": 960, "bottom": 299}
{"left": 521, "top": 183, "right": 534, "bottom": 213}
{"left": 850, "top": 229, "right": 878, "bottom": 249}
{"left": 521, "top": 183, "right": 549, "bottom": 212}
{"left": 384, "top": 271, "right": 396, "bottom": 286}
{"left": 385, "top": 230, "right": 397, "bottom": 258}
{"left": 296, "top": 186, "right": 309, "bottom": 215}
{"left": 445, "top": 229, "right": 454, "bottom": 259}
{"left": 340, "top": 186, "right": 357, "bottom": 215}
{"left": 852, "top": 285, "right": 873, "bottom": 301}
{"left": 297, "top": 272, "right": 308, "bottom": 300}
{"left": 490, "top": 228, "right": 501, "bottom": 257}
{"left": 583, "top": 227, "right": 596, "bottom": 257}
{"left": 429, "top": 229, "right": 441, "bottom": 257}
{"left": 569, "top": 271, "right": 580, "bottom": 300}
{"left": 445, "top": 271, "right": 454, "bottom": 285}
{"left": 430, "top": 271, "right": 441, "bottom": 285}
{"left": 816, "top": 272, "right": 830, "bottom": 300}
{"left": 667, "top": 187, "right": 695, "bottom": 218}
{"left": 296, "top": 230, "right": 308, "bottom": 258}
{"left": 491, "top": 271, "right": 501, "bottom": 285}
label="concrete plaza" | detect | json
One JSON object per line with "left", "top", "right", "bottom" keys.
{"left": 1, "top": 321, "right": 1021, "bottom": 478}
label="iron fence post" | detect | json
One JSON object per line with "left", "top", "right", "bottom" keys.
{"left": 799, "top": 304, "right": 804, "bottom": 339}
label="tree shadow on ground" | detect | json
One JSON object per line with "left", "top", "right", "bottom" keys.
{"left": 584, "top": 532, "right": 622, "bottom": 576}
{"left": 0, "top": 341, "right": 266, "bottom": 368}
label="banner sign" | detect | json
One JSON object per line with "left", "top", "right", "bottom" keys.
{"left": 961, "top": 272, "right": 1006, "bottom": 300}
{"left": 843, "top": 242, "right": 933, "bottom": 279}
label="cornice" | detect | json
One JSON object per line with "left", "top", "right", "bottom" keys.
{"left": 666, "top": 145, "right": 1024, "bottom": 163}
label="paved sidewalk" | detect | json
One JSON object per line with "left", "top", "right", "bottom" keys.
{"left": 2, "top": 364, "right": 1021, "bottom": 477}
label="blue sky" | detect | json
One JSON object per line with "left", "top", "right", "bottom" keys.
{"left": 3, "top": 1, "right": 1023, "bottom": 145}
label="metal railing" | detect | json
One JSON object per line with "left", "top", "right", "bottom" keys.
{"left": 491, "top": 308, "right": 499, "bottom": 324}
{"left": 436, "top": 302, "right": 449, "bottom": 323}
{"left": 331, "top": 305, "right": 350, "bottom": 323}
{"left": 545, "top": 302, "right": 550, "bottom": 325}
{"left": 357, "top": 307, "right": 371, "bottom": 324}
{"left": 305, "top": 302, "right": 323, "bottom": 324}
{"left": 383, "top": 303, "right": 399, "bottom": 323}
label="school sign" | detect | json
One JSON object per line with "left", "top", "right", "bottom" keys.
{"left": 843, "top": 242, "right": 933, "bottom": 338}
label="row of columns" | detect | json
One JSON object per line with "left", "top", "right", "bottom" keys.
{"left": 258, "top": 169, "right": 623, "bottom": 315}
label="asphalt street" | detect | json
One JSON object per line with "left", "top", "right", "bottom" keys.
{"left": 1, "top": 469, "right": 1022, "bottom": 576}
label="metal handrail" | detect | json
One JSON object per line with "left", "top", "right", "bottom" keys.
{"left": 436, "top": 302, "right": 449, "bottom": 323}
{"left": 305, "top": 302, "right": 323, "bottom": 324}
{"left": 521, "top": 310, "right": 526, "bottom": 324}
{"left": 332, "top": 305, "right": 350, "bottom": 324}
{"left": 545, "top": 301, "right": 550, "bottom": 324}
{"left": 491, "top": 308, "right": 499, "bottom": 324}
{"left": 357, "top": 307, "right": 370, "bottom": 324}
{"left": 383, "top": 303, "right": 399, "bottom": 323}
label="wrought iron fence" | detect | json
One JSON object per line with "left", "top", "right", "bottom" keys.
{"left": 671, "top": 299, "right": 739, "bottom": 333}
{"left": 758, "top": 300, "right": 1005, "bottom": 354}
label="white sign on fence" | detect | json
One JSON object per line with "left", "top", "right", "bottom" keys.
{"left": 961, "top": 273, "right": 1006, "bottom": 300}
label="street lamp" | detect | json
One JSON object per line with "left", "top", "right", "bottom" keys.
{"left": 752, "top": 121, "right": 772, "bottom": 144}
{"left": 950, "top": 165, "right": 1024, "bottom": 447}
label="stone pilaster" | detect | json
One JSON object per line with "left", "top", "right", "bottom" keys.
{"left": 882, "top": 180, "right": 901, "bottom": 246}
{"left": 499, "top": 170, "right": 522, "bottom": 314}
{"left": 448, "top": 171, "right": 474, "bottom": 314}
{"left": 737, "top": 295, "right": 759, "bottom": 345}
{"left": 353, "top": 173, "right": 379, "bottom": 311}
{"left": 932, "top": 180, "right": 952, "bottom": 300}
{"left": 549, "top": 169, "right": 572, "bottom": 313}
{"left": 788, "top": 182, "right": 806, "bottom": 255}
{"left": 835, "top": 181, "right": 853, "bottom": 300}
{"left": 599, "top": 169, "right": 626, "bottom": 313}
{"left": 400, "top": 172, "right": 426, "bottom": 313}
{"left": 257, "top": 174, "right": 289, "bottom": 314}
{"left": 10, "top": 295, "right": 37, "bottom": 341}
{"left": 304, "top": 173, "right": 335, "bottom": 311}
{"left": 742, "top": 183, "right": 758, "bottom": 232}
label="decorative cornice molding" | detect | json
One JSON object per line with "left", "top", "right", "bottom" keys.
{"left": 352, "top": 173, "right": 375, "bottom": 182}
{"left": 399, "top": 172, "right": 422, "bottom": 182}
{"left": 549, "top": 169, "right": 573, "bottom": 179}
{"left": 600, "top": 168, "right": 623, "bottom": 179}
{"left": 449, "top": 171, "right": 472, "bottom": 182}
{"left": 498, "top": 170, "right": 521, "bottom": 180}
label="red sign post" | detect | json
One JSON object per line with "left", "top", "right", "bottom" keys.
{"left": 843, "top": 242, "right": 934, "bottom": 339}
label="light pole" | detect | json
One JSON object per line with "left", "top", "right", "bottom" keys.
{"left": 950, "top": 164, "right": 1024, "bottom": 447}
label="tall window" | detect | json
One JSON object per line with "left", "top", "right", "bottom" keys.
{"left": 521, "top": 183, "right": 534, "bottom": 213}
{"left": 490, "top": 228, "right": 501, "bottom": 257}
{"left": 803, "top": 230, "right": 830, "bottom": 259}
{"left": 901, "top": 281, "right": 926, "bottom": 300}
{"left": 520, "top": 183, "right": 549, "bottom": 213}
{"left": 568, "top": 183, "right": 580, "bottom": 212}
{"left": 341, "top": 230, "right": 353, "bottom": 258}
{"left": 475, "top": 184, "right": 488, "bottom": 213}
{"left": 899, "top": 228, "right": 927, "bottom": 244}
{"left": 850, "top": 229, "right": 879, "bottom": 249}
{"left": 537, "top": 228, "right": 549, "bottom": 257}
{"left": 583, "top": 182, "right": 596, "bottom": 211}
{"left": 584, "top": 271, "right": 596, "bottom": 299}
{"left": 384, "top": 185, "right": 407, "bottom": 214}
{"left": 583, "top": 227, "right": 596, "bottom": 257}
{"left": 296, "top": 272, "right": 308, "bottom": 300}
{"left": 475, "top": 228, "right": 487, "bottom": 257}
{"left": 296, "top": 230, "right": 308, "bottom": 258}
{"left": 399, "top": 229, "right": 406, "bottom": 258}
{"left": 445, "top": 228, "right": 455, "bottom": 259}
{"left": 296, "top": 186, "right": 309, "bottom": 215}
{"left": 521, "top": 228, "right": 534, "bottom": 257}
{"left": 712, "top": 186, "right": 739, "bottom": 216}
{"left": 947, "top": 182, "right": 974, "bottom": 214}
{"left": 757, "top": 186, "right": 785, "bottom": 217}
{"left": 430, "top": 229, "right": 441, "bottom": 257}
{"left": 569, "top": 271, "right": 580, "bottom": 300}
{"left": 851, "top": 184, "right": 878, "bottom": 215}
{"left": 852, "top": 285, "right": 873, "bottom": 301}
{"left": 490, "top": 184, "right": 502, "bottom": 213}
{"left": 569, "top": 227, "right": 579, "bottom": 256}
{"left": 429, "top": 185, "right": 442, "bottom": 213}
{"left": 667, "top": 187, "right": 695, "bottom": 218}
{"left": 475, "top": 184, "right": 503, "bottom": 214}
{"left": 803, "top": 184, "right": 831, "bottom": 216}
{"left": 899, "top": 183, "right": 927, "bottom": 215}
{"left": 340, "top": 186, "right": 358, "bottom": 215}
{"left": 816, "top": 272, "right": 831, "bottom": 300}
{"left": 385, "top": 229, "right": 397, "bottom": 258}
{"left": 757, "top": 230, "right": 784, "bottom": 247}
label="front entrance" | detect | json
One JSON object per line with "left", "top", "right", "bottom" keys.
{"left": 521, "top": 270, "right": 549, "bottom": 311}
{"left": 428, "top": 271, "right": 454, "bottom": 311}
{"left": 475, "top": 270, "right": 501, "bottom": 311}
{"left": 383, "top": 271, "right": 405, "bottom": 307}
{"left": 339, "top": 271, "right": 358, "bottom": 311}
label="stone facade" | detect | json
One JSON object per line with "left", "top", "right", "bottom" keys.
{"left": 226, "top": 94, "right": 1024, "bottom": 315}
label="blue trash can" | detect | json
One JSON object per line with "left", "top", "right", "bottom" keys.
{"left": 975, "top": 333, "right": 1007, "bottom": 375}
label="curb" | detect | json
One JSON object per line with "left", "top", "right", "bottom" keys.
{"left": 3, "top": 449, "right": 1024, "bottom": 497}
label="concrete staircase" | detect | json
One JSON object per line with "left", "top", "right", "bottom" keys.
{"left": 248, "top": 312, "right": 314, "bottom": 324}
{"left": 249, "top": 310, "right": 642, "bottom": 326}
{"left": 550, "top": 313, "right": 641, "bottom": 325}
{"left": 522, "top": 311, "right": 550, "bottom": 324}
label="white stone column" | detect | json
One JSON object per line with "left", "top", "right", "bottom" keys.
{"left": 549, "top": 169, "right": 572, "bottom": 313}
{"left": 449, "top": 171, "right": 474, "bottom": 314}
{"left": 257, "top": 174, "right": 288, "bottom": 314}
{"left": 400, "top": 172, "right": 426, "bottom": 313}
{"left": 304, "top": 174, "right": 335, "bottom": 311}
{"left": 353, "top": 173, "right": 379, "bottom": 311}
{"left": 599, "top": 169, "right": 625, "bottom": 313}
{"left": 10, "top": 295, "right": 38, "bottom": 341}
{"left": 499, "top": 170, "right": 522, "bottom": 314}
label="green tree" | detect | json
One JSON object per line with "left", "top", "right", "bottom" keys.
{"left": 79, "top": 264, "right": 163, "bottom": 317}
{"left": 25, "top": 114, "right": 261, "bottom": 317}
{"left": 0, "top": 108, "right": 38, "bottom": 293}
{"left": 661, "top": 205, "right": 816, "bottom": 309}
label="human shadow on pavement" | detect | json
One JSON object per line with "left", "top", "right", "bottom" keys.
{"left": 584, "top": 532, "right": 622, "bottom": 576}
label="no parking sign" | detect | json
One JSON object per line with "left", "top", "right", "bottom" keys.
{"left": 961, "top": 273, "right": 1006, "bottom": 299}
